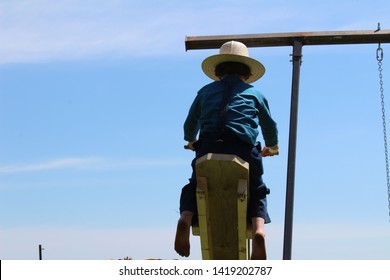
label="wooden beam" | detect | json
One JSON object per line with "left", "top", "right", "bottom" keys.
{"left": 195, "top": 153, "right": 249, "bottom": 260}
{"left": 195, "top": 176, "right": 212, "bottom": 260}
{"left": 185, "top": 29, "right": 390, "bottom": 50}
{"left": 237, "top": 178, "right": 249, "bottom": 260}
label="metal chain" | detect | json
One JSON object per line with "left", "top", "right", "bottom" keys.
{"left": 376, "top": 44, "right": 390, "bottom": 221}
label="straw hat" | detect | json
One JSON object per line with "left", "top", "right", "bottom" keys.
{"left": 201, "top": 41, "right": 265, "bottom": 83}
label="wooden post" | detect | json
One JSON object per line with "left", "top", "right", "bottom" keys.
{"left": 194, "top": 153, "right": 250, "bottom": 260}
{"left": 237, "top": 178, "right": 249, "bottom": 260}
{"left": 196, "top": 176, "right": 212, "bottom": 259}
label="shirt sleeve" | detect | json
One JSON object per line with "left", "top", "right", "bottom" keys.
{"left": 183, "top": 94, "right": 201, "bottom": 142}
{"left": 257, "top": 95, "right": 278, "bottom": 147}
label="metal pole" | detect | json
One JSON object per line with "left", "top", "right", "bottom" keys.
{"left": 39, "top": 244, "right": 43, "bottom": 260}
{"left": 283, "top": 40, "right": 303, "bottom": 260}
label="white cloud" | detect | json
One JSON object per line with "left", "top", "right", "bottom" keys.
{"left": 0, "top": 0, "right": 153, "bottom": 63}
{"left": 0, "top": 157, "right": 102, "bottom": 173}
{"left": 1, "top": 0, "right": 388, "bottom": 64}
{"left": 0, "top": 0, "right": 223, "bottom": 63}
{"left": 0, "top": 0, "right": 308, "bottom": 64}
{"left": 0, "top": 157, "right": 187, "bottom": 174}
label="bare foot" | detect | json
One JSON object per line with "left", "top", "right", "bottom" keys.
{"left": 251, "top": 217, "right": 267, "bottom": 260}
{"left": 251, "top": 232, "right": 267, "bottom": 260}
{"left": 174, "top": 219, "right": 191, "bottom": 257}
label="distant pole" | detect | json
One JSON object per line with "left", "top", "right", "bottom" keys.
{"left": 39, "top": 244, "right": 44, "bottom": 260}
{"left": 283, "top": 40, "right": 303, "bottom": 260}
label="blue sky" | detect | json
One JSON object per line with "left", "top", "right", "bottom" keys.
{"left": 1, "top": 0, "right": 390, "bottom": 260}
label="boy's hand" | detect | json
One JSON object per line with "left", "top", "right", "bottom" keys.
{"left": 184, "top": 141, "right": 196, "bottom": 151}
{"left": 261, "top": 144, "right": 279, "bottom": 157}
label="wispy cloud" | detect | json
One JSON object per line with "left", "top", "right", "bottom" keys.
{"left": 0, "top": 157, "right": 187, "bottom": 174}
{"left": 0, "top": 0, "right": 302, "bottom": 64}
{"left": 0, "top": 0, "right": 210, "bottom": 63}
{"left": 0, "top": 157, "right": 103, "bottom": 173}
{"left": 0, "top": 0, "right": 159, "bottom": 63}
{"left": 2, "top": 0, "right": 387, "bottom": 64}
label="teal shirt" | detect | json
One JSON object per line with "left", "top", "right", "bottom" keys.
{"left": 184, "top": 75, "right": 278, "bottom": 147}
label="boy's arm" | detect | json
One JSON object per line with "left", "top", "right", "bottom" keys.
{"left": 257, "top": 95, "right": 279, "bottom": 156}
{"left": 183, "top": 94, "right": 201, "bottom": 145}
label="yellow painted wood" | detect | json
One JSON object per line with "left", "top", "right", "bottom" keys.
{"left": 237, "top": 178, "right": 249, "bottom": 260}
{"left": 194, "top": 153, "right": 249, "bottom": 260}
{"left": 195, "top": 176, "right": 211, "bottom": 260}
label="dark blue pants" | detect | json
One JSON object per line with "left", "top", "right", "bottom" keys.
{"left": 179, "top": 136, "right": 271, "bottom": 224}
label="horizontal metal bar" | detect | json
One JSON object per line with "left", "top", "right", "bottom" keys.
{"left": 185, "top": 29, "right": 390, "bottom": 50}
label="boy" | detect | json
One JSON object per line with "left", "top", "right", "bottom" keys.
{"left": 175, "top": 41, "right": 279, "bottom": 259}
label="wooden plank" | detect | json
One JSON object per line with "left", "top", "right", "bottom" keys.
{"left": 185, "top": 29, "right": 390, "bottom": 50}
{"left": 195, "top": 176, "right": 211, "bottom": 260}
{"left": 195, "top": 153, "right": 249, "bottom": 260}
{"left": 237, "top": 178, "right": 249, "bottom": 260}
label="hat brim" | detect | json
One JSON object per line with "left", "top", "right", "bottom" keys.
{"left": 201, "top": 54, "right": 265, "bottom": 83}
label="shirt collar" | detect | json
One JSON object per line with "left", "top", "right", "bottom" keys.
{"left": 221, "top": 74, "right": 244, "bottom": 85}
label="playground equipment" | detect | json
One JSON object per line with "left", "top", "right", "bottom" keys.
{"left": 185, "top": 27, "right": 390, "bottom": 260}
{"left": 192, "top": 153, "right": 251, "bottom": 260}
